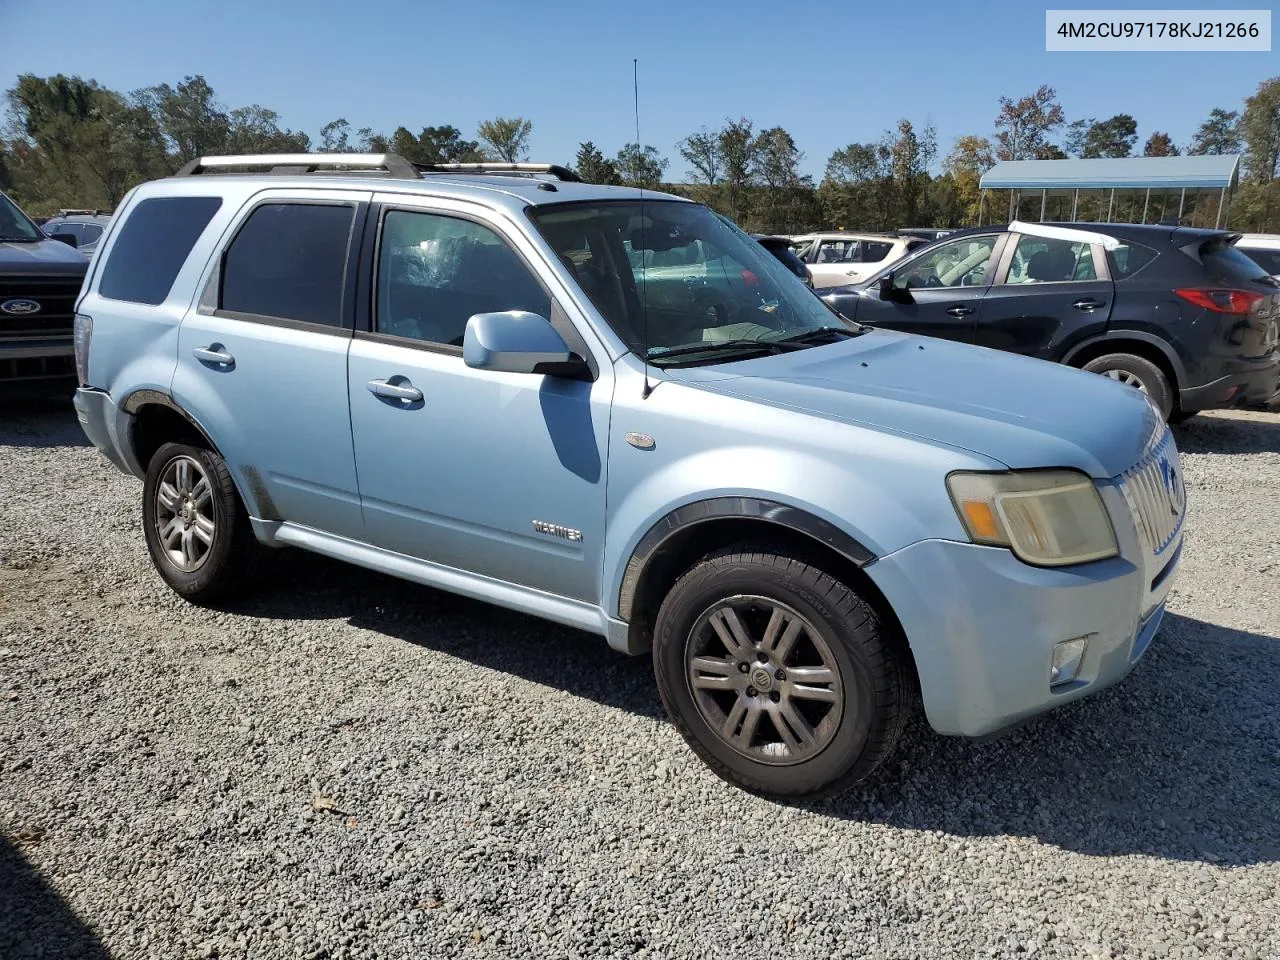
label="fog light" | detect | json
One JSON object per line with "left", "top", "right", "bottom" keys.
{"left": 1050, "top": 637, "right": 1089, "bottom": 687}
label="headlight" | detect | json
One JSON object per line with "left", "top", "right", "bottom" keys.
{"left": 947, "top": 470, "right": 1118, "bottom": 567}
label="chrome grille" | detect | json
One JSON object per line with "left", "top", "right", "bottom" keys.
{"left": 1120, "top": 427, "right": 1185, "bottom": 557}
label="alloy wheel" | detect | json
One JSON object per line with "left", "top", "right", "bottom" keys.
{"left": 1101, "top": 368, "right": 1149, "bottom": 393}
{"left": 684, "top": 596, "right": 844, "bottom": 766}
{"left": 154, "top": 455, "right": 215, "bottom": 572}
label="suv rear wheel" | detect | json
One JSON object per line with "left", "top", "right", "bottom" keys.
{"left": 142, "top": 442, "right": 264, "bottom": 604}
{"left": 652, "top": 547, "right": 909, "bottom": 799}
{"left": 1082, "top": 353, "right": 1173, "bottom": 419}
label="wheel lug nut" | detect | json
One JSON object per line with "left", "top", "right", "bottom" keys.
{"left": 738, "top": 662, "right": 749, "bottom": 673}
{"left": 770, "top": 691, "right": 781, "bottom": 703}
{"left": 775, "top": 669, "right": 786, "bottom": 681}
{"left": 746, "top": 687, "right": 757, "bottom": 697}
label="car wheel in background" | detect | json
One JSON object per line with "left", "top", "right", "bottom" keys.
{"left": 1082, "top": 353, "right": 1174, "bottom": 420}
{"left": 652, "top": 546, "right": 909, "bottom": 799}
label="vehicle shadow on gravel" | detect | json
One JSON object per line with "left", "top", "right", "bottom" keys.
{"left": 246, "top": 557, "right": 1278, "bottom": 865}
{"left": 242, "top": 551, "right": 664, "bottom": 720}
{"left": 0, "top": 387, "right": 88, "bottom": 450}
{"left": 0, "top": 834, "right": 109, "bottom": 959}
{"left": 818, "top": 611, "right": 1280, "bottom": 866}
{"left": 1172, "top": 410, "right": 1280, "bottom": 454}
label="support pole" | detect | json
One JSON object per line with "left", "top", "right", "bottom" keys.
{"left": 1178, "top": 187, "right": 1186, "bottom": 220}
{"left": 1039, "top": 189, "right": 1047, "bottom": 222}
{"left": 1142, "top": 187, "right": 1150, "bottom": 224}
{"left": 978, "top": 189, "right": 985, "bottom": 226}
{"left": 1216, "top": 187, "right": 1225, "bottom": 228}
{"left": 1008, "top": 189, "right": 1016, "bottom": 221}
{"left": 1071, "top": 188, "right": 1078, "bottom": 220}
{"left": 1107, "top": 188, "right": 1115, "bottom": 222}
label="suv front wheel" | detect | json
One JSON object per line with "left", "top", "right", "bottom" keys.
{"left": 653, "top": 547, "right": 909, "bottom": 799}
{"left": 142, "top": 442, "right": 264, "bottom": 604}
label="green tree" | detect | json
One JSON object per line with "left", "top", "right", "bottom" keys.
{"left": 386, "top": 125, "right": 483, "bottom": 165}
{"left": 225, "top": 105, "right": 310, "bottom": 153}
{"left": 888, "top": 119, "right": 936, "bottom": 225}
{"left": 717, "top": 118, "right": 756, "bottom": 223}
{"left": 820, "top": 141, "right": 893, "bottom": 229}
{"left": 750, "top": 126, "right": 808, "bottom": 232}
{"left": 993, "top": 85, "right": 1065, "bottom": 160}
{"left": 136, "top": 75, "right": 229, "bottom": 162}
{"left": 943, "top": 134, "right": 995, "bottom": 225}
{"left": 1143, "top": 132, "right": 1179, "bottom": 157}
{"left": 1188, "top": 108, "right": 1243, "bottom": 155}
{"left": 573, "top": 141, "right": 620, "bottom": 184}
{"left": 477, "top": 116, "right": 532, "bottom": 163}
{"left": 1064, "top": 118, "right": 1092, "bottom": 157}
{"left": 677, "top": 127, "right": 722, "bottom": 189}
{"left": 1080, "top": 114, "right": 1138, "bottom": 158}
{"left": 613, "top": 143, "right": 667, "bottom": 188}
{"left": 1241, "top": 76, "right": 1280, "bottom": 182}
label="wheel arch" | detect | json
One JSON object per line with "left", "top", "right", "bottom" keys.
{"left": 1061, "top": 333, "right": 1185, "bottom": 396}
{"left": 616, "top": 499, "right": 915, "bottom": 684}
{"left": 120, "top": 389, "right": 275, "bottom": 519}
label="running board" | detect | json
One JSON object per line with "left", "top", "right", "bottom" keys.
{"left": 251, "top": 519, "right": 622, "bottom": 644}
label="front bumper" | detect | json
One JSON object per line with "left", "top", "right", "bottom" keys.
{"left": 867, "top": 478, "right": 1181, "bottom": 738}
{"left": 73, "top": 387, "right": 140, "bottom": 477}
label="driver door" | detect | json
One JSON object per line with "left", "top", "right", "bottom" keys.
{"left": 855, "top": 233, "right": 1007, "bottom": 342}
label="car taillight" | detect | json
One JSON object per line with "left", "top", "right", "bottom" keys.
{"left": 74, "top": 313, "right": 93, "bottom": 386}
{"left": 1173, "top": 288, "right": 1264, "bottom": 315}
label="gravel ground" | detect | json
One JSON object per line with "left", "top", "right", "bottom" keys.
{"left": 1, "top": 390, "right": 1278, "bottom": 960}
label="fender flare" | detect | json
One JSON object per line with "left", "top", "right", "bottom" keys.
{"left": 1060, "top": 332, "right": 1187, "bottom": 389}
{"left": 616, "top": 496, "right": 876, "bottom": 622}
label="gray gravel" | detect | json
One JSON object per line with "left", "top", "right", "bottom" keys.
{"left": 1, "top": 392, "right": 1278, "bottom": 960}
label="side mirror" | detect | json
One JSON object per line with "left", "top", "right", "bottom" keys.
{"left": 878, "top": 273, "right": 894, "bottom": 301}
{"left": 50, "top": 232, "right": 79, "bottom": 248}
{"left": 463, "top": 311, "right": 591, "bottom": 380}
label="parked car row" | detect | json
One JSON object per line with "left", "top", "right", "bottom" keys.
{"left": 74, "top": 153, "right": 1194, "bottom": 800}
{"left": 820, "top": 221, "right": 1280, "bottom": 421}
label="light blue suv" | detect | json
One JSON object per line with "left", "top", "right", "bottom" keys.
{"left": 73, "top": 154, "right": 1186, "bottom": 798}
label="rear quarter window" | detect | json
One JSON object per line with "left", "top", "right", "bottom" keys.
{"left": 1108, "top": 242, "right": 1158, "bottom": 279}
{"left": 1239, "top": 247, "right": 1280, "bottom": 275}
{"left": 99, "top": 197, "right": 222, "bottom": 305}
{"left": 1203, "top": 242, "right": 1274, "bottom": 283}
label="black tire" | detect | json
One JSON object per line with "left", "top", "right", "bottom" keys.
{"left": 1167, "top": 409, "right": 1198, "bottom": 424}
{"left": 652, "top": 547, "right": 909, "bottom": 799}
{"left": 141, "top": 441, "right": 265, "bottom": 604}
{"left": 1081, "top": 353, "right": 1174, "bottom": 420}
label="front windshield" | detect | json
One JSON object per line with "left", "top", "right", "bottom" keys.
{"left": 0, "top": 193, "right": 42, "bottom": 242}
{"left": 529, "top": 200, "right": 852, "bottom": 364}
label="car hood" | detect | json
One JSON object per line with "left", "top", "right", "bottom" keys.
{"left": 662, "top": 330, "right": 1160, "bottom": 478}
{"left": 0, "top": 239, "right": 89, "bottom": 274}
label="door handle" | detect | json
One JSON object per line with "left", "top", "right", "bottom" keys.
{"left": 193, "top": 345, "right": 234, "bottom": 367}
{"left": 367, "top": 378, "right": 423, "bottom": 403}
{"left": 846, "top": 269, "right": 860, "bottom": 276}
{"left": 946, "top": 305, "right": 974, "bottom": 317}
{"left": 1072, "top": 298, "right": 1104, "bottom": 311}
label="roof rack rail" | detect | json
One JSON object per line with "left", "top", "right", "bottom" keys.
{"left": 418, "top": 162, "right": 582, "bottom": 183}
{"left": 174, "top": 153, "right": 422, "bottom": 179}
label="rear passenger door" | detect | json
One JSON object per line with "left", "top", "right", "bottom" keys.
{"left": 346, "top": 198, "right": 612, "bottom": 603}
{"left": 171, "top": 189, "right": 370, "bottom": 540}
{"left": 977, "top": 232, "right": 1114, "bottom": 359}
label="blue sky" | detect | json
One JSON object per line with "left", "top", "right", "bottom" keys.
{"left": 3, "top": 0, "right": 1275, "bottom": 178}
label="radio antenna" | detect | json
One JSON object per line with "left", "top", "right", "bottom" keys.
{"left": 635, "top": 57, "right": 653, "bottom": 400}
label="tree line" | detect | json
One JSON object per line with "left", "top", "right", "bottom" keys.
{"left": 3, "top": 73, "right": 1279, "bottom": 232}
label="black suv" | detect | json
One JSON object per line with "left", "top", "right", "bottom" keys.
{"left": 822, "top": 222, "right": 1280, "bottom": 420}
{"left": 0, "top": 191, "right": 89, "bottom": 382}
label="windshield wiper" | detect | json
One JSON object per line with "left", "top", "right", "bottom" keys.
{"left": 772, "top": 325, "right": 866, "bottom": 345}
{"left": 0, "top": 235, "right": 39, "bottom": 242}
{"left": 646, "top": 338, "right": 801, "bottom": 365}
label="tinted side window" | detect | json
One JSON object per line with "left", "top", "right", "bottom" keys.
{"left": 220, "top": 203, "right": 355, "bottom": 327}
{"left": 1109, "top": 242, "right": 1158, "bottom": 279}
{"left": 895, "top": 235, "right": 998, "bottom": 289}
{"left": 1241, "top": 247, "right": 1280, "bottom": 275}
{"left": 100, "top": 197, "right": 222, "bottom": 305}
{"left": 80, "top": 223, "right": 104, "bottom": 244}
{"left": 1005, "top": 235, "right": 1096, "bottom": 284}
{"left": 861, "top": 241, "right": 892, "bottom": 262}
{"left": 376, "top": 210, "right": 550, "bottom": 348}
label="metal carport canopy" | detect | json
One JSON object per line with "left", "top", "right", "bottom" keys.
{"left": 980, "top": 155, "right": 1241, "bottom": 190}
